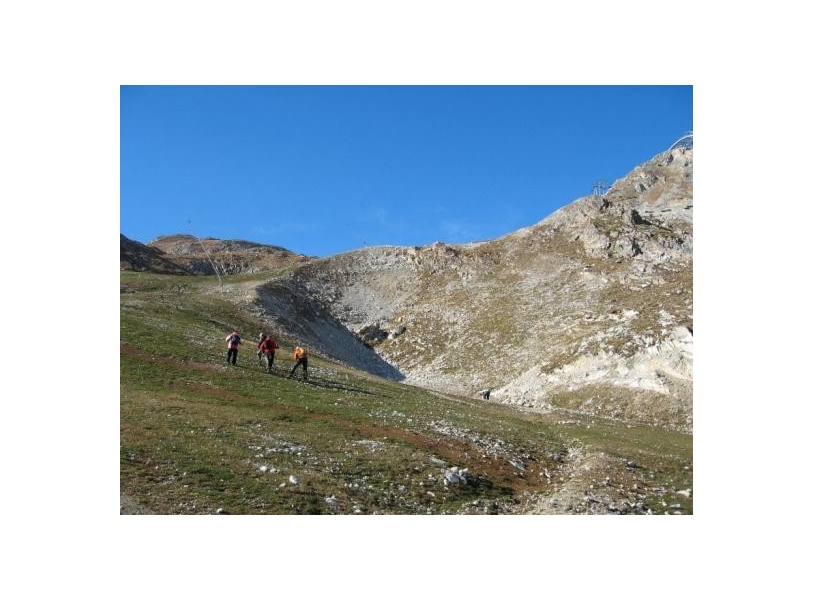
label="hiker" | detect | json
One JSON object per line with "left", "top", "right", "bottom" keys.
{"left": 256, "top": 332, "right": 267, "bottom": 362}
{"left": 225, "top": 329, "right": 242, "bottom": 365}
{"left": 288, "top": 346, "right": 308, "bottom": 380}
{"left": 259, "top": 334, "right": 279, "bottom": 373}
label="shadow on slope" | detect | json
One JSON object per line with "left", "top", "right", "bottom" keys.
{"left": 259, "top": 366, "right": 379, "bottom": 395}
{"left": 255, "top": 277, "right": 405, "bottom": 382}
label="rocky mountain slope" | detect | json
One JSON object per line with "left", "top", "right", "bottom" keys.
{"left": 121, "top": 147, "right": 693, "bottom": 433}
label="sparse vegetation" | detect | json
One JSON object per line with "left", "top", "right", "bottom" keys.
{"left": 121, "top": 270, "right": 692, "bottom": 514}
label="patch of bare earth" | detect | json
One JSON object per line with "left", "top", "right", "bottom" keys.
{"left": 120, "top": 493, "right": 154, "bottom": 515}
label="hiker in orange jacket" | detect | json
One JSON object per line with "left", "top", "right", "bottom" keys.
{"left": 258, "top": 334, "right": 279, "bottom": 373}
{"left": 288, "top": 346, "right": 308, "bottom": 380}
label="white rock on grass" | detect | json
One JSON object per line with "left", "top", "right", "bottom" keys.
{"left": 444, "top": 467, "right": 469, "bottom": 486}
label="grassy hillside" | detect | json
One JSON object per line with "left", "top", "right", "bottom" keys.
{"left": 120, "top": 270, "right": 693, "bottom": 515}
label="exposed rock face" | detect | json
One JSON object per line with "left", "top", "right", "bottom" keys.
{"left": 257, "top": 148, "right": 693, "bottom": 432}
{"left": 121, "top": 148, "right": 693, "bottom": 432}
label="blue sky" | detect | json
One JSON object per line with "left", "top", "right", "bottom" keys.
{"left": 121, "top": 85, "right": 692, "bottom": 257}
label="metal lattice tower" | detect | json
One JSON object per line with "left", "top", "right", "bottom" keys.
{"left": 591, "top": 180, "right": 609, "bottom": 196}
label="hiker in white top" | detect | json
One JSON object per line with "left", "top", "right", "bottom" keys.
{"left": 225, "top": 330, "right": 242, "bottom": 365}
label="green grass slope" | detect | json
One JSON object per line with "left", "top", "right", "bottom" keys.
{"left": 121, "top": 270, "right": 692, "bottom": 515}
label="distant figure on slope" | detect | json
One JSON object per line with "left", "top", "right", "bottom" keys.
{"left": 288, "top": 346, "right": 308, "bottom": 380}
{"left": 256, "top": 332, "right": 267, "bottom": 362}
{"left": 225, "top": 329, "right": 242, "bottom": 365}
{"left": 259, "top": 334, "right": 279, "bottom": 373}
{"left": 479, "top": 389, "right": 491, "bottom": 400}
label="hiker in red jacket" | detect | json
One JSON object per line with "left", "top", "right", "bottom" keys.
{"left": 225, "top": 329, "right": 241, "bottom": 365}
{"left": 258, "top": 334, "right": 279, "bottom": 373}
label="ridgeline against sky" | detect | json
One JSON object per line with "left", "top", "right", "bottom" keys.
{"left": 121, "top": 85, "right": 692, "bottom": 257}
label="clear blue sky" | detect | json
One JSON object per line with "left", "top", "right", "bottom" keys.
{"left": 121, "top": 86, "right": 692, "bottom": 257}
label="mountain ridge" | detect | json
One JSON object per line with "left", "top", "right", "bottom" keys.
{"left": 121, "top": 147, "right": 692, "bottom": 433}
